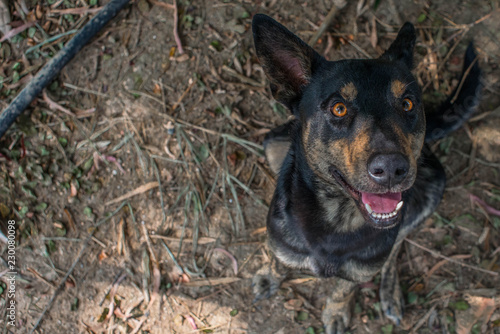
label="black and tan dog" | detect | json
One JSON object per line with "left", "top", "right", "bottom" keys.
{"left": 251, "top": 14, "right": 481, "bottom": 333}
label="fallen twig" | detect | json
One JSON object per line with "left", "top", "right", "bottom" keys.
{"left": 405, "top": 238, "right": 498, "bottom": 276}
{"left": 0, "top": 21, "right": 35, "bottom": 42}
{"left": 308, "top": 2, "right": 347, "bottom": 46}
{"left": 221, "top": 65, "right": 265, "bottom": 87}
{"left": 470, "top": 194, "right": 500, "bottom": 217}
{"left": 150, "top": 234, "right": 216, "bottom": 244}
{"left": 410, "top": 304, "right": 437, "bottom": 333}
{"left": 172, "top": 0, "right": 183, "bottom": 54}
{"left": 172, "top": 78, "right": 196, "bottom": 111}
{"left": 26, "top": 268, "right": 56, "bottom": 289}
{"left": 49, "top": 6, "right": 102, "bottom": 15}
{"left": 150, "top": 0, "right": 174, "bottom": 9}
{"left": 181, "top": 277, "right": 240, "bottom": 287}
{"left": 213, "top": 248, "right": 238, "bottom": 275}
{"left": 105, "top": 181, "right": 159, "bottom": 206}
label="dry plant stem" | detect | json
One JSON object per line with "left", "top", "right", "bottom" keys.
{"left": 308, "top": 3, "right": 347, "bottom": 46}
{"left": 172, "top": 79, "right": 196, "bottom": 111}
{"left": 26, "top": 268, "right": 56, "bottom": 289}
{"left": 410, "top": 304, "right": 437, "bottom": 333}
{"left": 421, "top": 29, "right": 468, "bottom": 92}
{"left": 221, "top": 65, "right": 265, "bottom": 87}
{"left": 150, "top": 0, "right": 174, "bottom": 9}
{"left": 405, "top": 238, "right": 498, "bottom": 276}
{"left": 387, "top": 0, "right": 402, "bottom": 25}
{"left": 173, "top": 0, "right": 183, "bottom": 54}
{"left": 450, "top": 56, "right": 479, "bottom": 104}
{"left": 151, "top": 158, "right": 167, "bottom": 225}
{"left": 105, "top": 181, "right": 159, "bottom": 206}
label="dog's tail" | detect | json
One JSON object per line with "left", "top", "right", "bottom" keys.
{"left": 425, "top": 43, "right": 482, "bottom": 142}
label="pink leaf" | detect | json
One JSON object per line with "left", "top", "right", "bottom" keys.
{"left": 470, "top": 194, "right": 500, "bottom": 217}
{"left": 0, "top": 21, "right": 35, "bottom": 42}
{"left": 214, "top": 248, "right": 238, "bottom": 275}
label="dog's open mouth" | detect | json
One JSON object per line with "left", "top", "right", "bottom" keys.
{"left": 331, "top": 170, "right": 403, "bottom": 229}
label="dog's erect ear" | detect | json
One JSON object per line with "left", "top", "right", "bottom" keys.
{"left": 380, "top": 22, "right": 416, "bottom": 68}
{"left": 252, "top": 14, "right": 321, "bottom": 108}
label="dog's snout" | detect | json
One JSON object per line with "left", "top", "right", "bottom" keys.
{"left": 367, "top": 153, "right": 409, "bottom": 187}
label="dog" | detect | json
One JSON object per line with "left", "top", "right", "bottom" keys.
{"left": 251, "top": 14, "right": 481, "bottom": 333}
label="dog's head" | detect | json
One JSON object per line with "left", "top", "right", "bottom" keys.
{"left": 253, "top": 14, "right": 426, "bottom": 229}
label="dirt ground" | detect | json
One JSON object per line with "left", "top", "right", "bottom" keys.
{"left": 1, "top": 0, "right": 500, "bottom": 333}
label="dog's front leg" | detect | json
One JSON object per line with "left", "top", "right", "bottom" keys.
{"left": 322, "top": 278, "right": 356, "bottom": 334}
{"left": 380, "top": 241, "right": 404, "bottom": 325}
{"left": 251, "top": 255, "right": 285, "bottom": 302}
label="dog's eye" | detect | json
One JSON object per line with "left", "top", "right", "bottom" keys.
{"left": 402, "top": 98, "right": 413, "bottom": 112}
{"left": 332, "top": 102, "right": 347, "bottom": 117}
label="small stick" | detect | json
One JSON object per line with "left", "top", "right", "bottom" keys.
{"left": 172, "top": 0, "right": 184, "bottom": 54}
{"left": 49, "top": 7, "right": 102, "bottom": 15}
{"left": 410, "top": 304, "right": 437, "bottom": 333}
{"left": 405, "top": 238, "right": 498, "bottom": 276}
{"left": 309, "top": 2, "right": 347, "bottom": 46}
{"left": 387, "top": 0, "right": 402, "bottom": 25}
{"left": 150, "top": 234, "right": 216, "bottom": 244}
{"left": 221, "top": 65, "right": 265, "bottom": 87}
{"left": 26, "top": 268, "right": 56, "bottom": 289}
{"left": 450, "top": 56, "right": 479, "bottom": 104}
{"left": 105, "top": 181, "right": 159, "bottom": 206}
{"left": 63, "top": 82, "right": 108, "bottom": 97}
{"left": 171, "top": 78, "right": 196, "bottom": 111}
{"left": 150, "top": 0, "right": 174, "bottom": 10}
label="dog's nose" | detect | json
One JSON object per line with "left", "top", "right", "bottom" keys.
{"left": 367, "top": 153, "right": 409, "bottom": 187}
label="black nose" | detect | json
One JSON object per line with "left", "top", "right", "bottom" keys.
{"left": 367, "top": 153, "right": 409, "bottom": 187}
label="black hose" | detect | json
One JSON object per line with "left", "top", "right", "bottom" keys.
{"left": 0, "top": 0, "right": 131, "bottom": 139}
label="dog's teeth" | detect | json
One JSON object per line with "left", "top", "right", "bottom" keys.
{"left": 396, "top": 201, "right": 403, "bottom": 211}
{"left": 365, "top": 203, "right": 373, "bottom": 214}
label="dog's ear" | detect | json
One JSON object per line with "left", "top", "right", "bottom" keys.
{"left": 380, "top": 22, "right": 416, "bottom": 68}
{"left": 252, "top": 14, "right": 321, "bottom": 108}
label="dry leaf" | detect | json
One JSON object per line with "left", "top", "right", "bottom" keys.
{"left": 370, "top": 16, "right": 378, "bottom": 49}
{"left": 0, "top": 0, "right": 10, "bottom": 35}
{"left": 98, "top": 250, "right": 108, "bottom": 263}
{"left": 284, "top": 299, "right": 303, "bottom": 311}
{"left": 456, "top": 294, "right": 497, "bottom": 334}
{"left": 70, "top": 181, "right": 78, "bottom": 197}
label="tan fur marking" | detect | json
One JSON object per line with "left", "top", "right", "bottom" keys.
{"left": 408, "top": 132, "right": 425, "bottom": 160}
{"left": 348, "top": 127, "right": 370, "bottom": 164}
{"left": 302, "top": 121, "right": 311, "bottom": 146}
{"left": 393, "top": 126, "right": 413, "bottom": 161}
{"left": 391, "top": 80, "right": 406, "bottom": 99}
{"left": 340, "top": 82, "right": 358, "bottom": 101}
{"left": 325, "top": 126, "right": 370, "bottom": 185}
{"left": 327, "top": 139, "right": 352, "bottom": 174}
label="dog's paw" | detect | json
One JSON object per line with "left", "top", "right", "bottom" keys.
{"left": 251, "top": 266, "right": 281, "bottom": 302}
{"left": 380, "top": 264, "right": 404, "bottom": 325}
{"left": 322, "top": 297, "right": 351, "bottom": 334}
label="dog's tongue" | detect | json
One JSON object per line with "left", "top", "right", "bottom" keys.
{"left": 361, "top": 192, "right": 401, "bottom": 213}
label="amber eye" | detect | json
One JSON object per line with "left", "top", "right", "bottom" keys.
{"left": 332, "top": 102, "right": 347, "bottom": 117}
{"left": 402, "top": 98, "right": 413, "bottom": 112}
